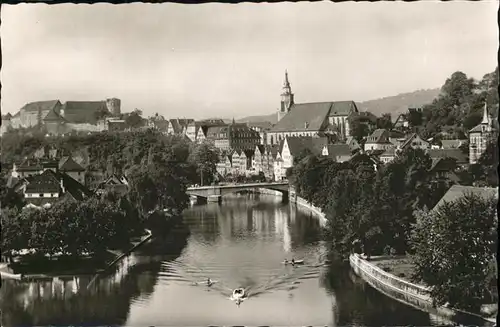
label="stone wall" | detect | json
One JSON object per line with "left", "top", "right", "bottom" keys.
{"left": 288, "top": 187, "right": 327, "bottom": 226}
{"left": 349, "top": 253, "right": 495, "bottom": 325}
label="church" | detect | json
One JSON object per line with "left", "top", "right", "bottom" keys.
{"left": 267, "top": 71, "right": 359, "bottom": 145}
{"left": 469, "top": 102, "right": 498, "bottom": 164}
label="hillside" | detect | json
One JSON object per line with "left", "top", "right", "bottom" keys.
{"left": 237, "top": 88, "right": 441, "bottom": 124}
{"left": 356, "top": 88, "right": 441, "bottom": 118}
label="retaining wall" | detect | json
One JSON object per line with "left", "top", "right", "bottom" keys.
{"left": 349, "top": 253, "right": 496, "bottom": 325}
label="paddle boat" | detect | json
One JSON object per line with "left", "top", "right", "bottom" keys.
{"left": 283, "top": 259, "right": 304, "bottom": 266}
{"left": 232, "top": 288, "right": 245, "bottom": 300}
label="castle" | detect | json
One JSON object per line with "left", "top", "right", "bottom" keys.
{"left": 1, "top": 98, "right": 123, "bottom": 135}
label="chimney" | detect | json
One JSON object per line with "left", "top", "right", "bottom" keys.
{"left": 60, "top": 179, "right": 65, "bottom": 194}
{"left": 304, "top": 122, "right": 309, "bottom": 129}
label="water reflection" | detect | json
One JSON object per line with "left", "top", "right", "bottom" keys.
{"left": 1, "top": 221, "right": 190, "bottom": 327}
{"left": 2, "top": 194, "right": 458, "bottom": 326}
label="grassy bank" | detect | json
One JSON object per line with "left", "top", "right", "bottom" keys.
{"left": 370, "top": 255, "right": 498, "bottom": 319}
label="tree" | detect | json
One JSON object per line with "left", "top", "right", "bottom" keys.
{"left": 376, "top": 113, "right": 393, "bottom": 130}
{"left": 348, "top": 115, "right": 372, "bottom": 143}
{"left": 410, "top": 193, "right": 498, "bottom": 311}
{"left": 188, "top": 141, "right": 220, "bottom": 186}
{"left": 125, "top": 109, "right": 145, "bottom": 129}
{"left": 407, "top": 110, "right": 423, "bottom": 127}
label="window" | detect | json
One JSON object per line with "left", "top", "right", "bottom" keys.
{"left": 39, "top": 194, "right": 44, "bottom": 197}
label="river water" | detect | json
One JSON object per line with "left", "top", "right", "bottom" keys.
{"left": 1, "top": 194, "right": 457, "bottom": 326}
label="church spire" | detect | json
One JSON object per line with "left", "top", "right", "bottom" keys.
{"left": 284, "top": 69, "right": 290, "bottom": 88}
{"left": 481, "top": 102, "right": 489, "bottom": 124}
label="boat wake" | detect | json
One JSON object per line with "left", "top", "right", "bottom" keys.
{"left": 158, "top": 256, "right": 327, "bottom": 303}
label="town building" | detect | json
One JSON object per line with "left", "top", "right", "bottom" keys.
{"left": 1, "top": 113, "right": 12, "bottom": 135}
{"left": 269, "top": 71, "right": 358, "bottom": 144}
{"left": 167, "top": 118, "right": 194, "bottom": 136}
{"left": 277, "top": 136, "right": 328, "bottom": 180}
{"left": 6, "top": 98, "right": 123, "bottom": 135}
{"left": 205, "top": 121, "right": 261, "bottom": 153}
{"left": 148, "top": 114, "right": 169, "bottom": 133}
{"left": 96, "top": 174, "right": 129, "bottom": 196}
{"left": 248, "top": 122, "right": 273, "bottom": 145}
{"left": 185, "top": 121, "right": 201, "bottom": 142}
{"left": 432, "top": 185, "right": 498, "bottom": 212}
{"left": 364, "top": 129, "right": 394, "bottom": 152}
{"left": 20, "top": 169, "right": 92, "bottom": 208}
{"left": 379, "top": 148, "right": 397, "bottom": 164}
{"left": 399, "top": 133, "right": 430, "bottom": 151}
{"left": 58, "top": 156, "right": 86, "bottom": 184}
{"left": 321, "top": 144, "right": 353, "bottom": 162}
{"left": 469, "top": 103, "right": 498, "bottom": 164}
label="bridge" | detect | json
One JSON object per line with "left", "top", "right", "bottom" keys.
{"left": 187, "top": 182, "right": 289, "bottom": 202}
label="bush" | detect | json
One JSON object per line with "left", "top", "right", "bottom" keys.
{"left": 410, "top": 193, "right": 497, "bottom": 311}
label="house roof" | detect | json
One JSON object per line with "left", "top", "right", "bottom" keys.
{"left": 328, "top": 101, "right": 358, "bottom": 117}
{"left": 270, "top": 102, "right": 333, "bottom": 132}
{"left": 17, "top": 159, "right": 42, "bottom": 171}
{"left": 248, "top": 121, "right": 273, "bottom": 130}
{"left": 400, "top": 133, "right": 427, "bottom": 149}
{"left": 270, "top": 144, "right": 280, "bottom": 159}
{"left": 59, "top": 156, "right": 85, "bottom": 172}
{"left": 61, "top": 101, "right": 108, "bottom": 124}
{"left": 366, "top": 129, "right": 390, "bottom": 144}
{"left": 43, "top": 109, "right": 66, "bottom": 122}
{"left": 433, "top": 185, "right": 498, "bottom": 211}
{"left": 285, "top": 136, "right": 328, "bottom": 156}
{"left": 2, "top": 113, "right": 12, "bottom": 120}
{"left": 24, "top": 170, "right": 62, "bottom": 193}
{"left": 427, "top": 149, "right": 468, "bottom": 164}
{"left": 206, "top": 125, "right": 228, "bottom": 139}
{"left": 380, "top": 147, "right": 396, "bottom": 156}
{"left": 324, "top": 144, "right": 352, "bottom": 158}
{"left": 20, "top": 100, "right": 61, "bottom": 113}
{"left": 441, "top": 139, "right": 466, "bottom": 149}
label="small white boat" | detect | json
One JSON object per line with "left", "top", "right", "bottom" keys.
{"left": 232, "top": 288, "right": 245, "bottom": 300}
{"left": 283, "top": 259, "right": 304, "bottom": 265}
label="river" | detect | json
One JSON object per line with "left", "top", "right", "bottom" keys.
{"left": 1, "top": 193, "right": 455, "bottom": 326}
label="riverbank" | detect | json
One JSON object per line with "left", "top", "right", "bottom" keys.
{"left": 290, "top": 194, "right": 327, "bottom": 226}
{"left": 350, "top": 253, "right": 497, "bottom": 325}
{"left": 1, "top": 229, "right": 152, "bottom": 280}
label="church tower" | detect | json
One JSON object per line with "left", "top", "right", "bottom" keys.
{"left": 277, "top": 70, "right": 294, "bottom": 122}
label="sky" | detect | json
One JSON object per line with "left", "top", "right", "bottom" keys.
{"left": 1, "top": 1, "right": 498, "bottom": 120}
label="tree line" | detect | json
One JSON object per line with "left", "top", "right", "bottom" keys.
{"left": 347, "top": 67, "right": 499, "bottom": 143}
{"left": 1, "top": 130, "right": 221, "bottom": 260}
{"left": 288, "top": 146, "right": 497, "bottom": 312}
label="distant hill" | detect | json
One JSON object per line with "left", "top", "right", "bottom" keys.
{"left": 237, "top": 113, "right": 278, "bottom": 125}
{"left": 356, "top": 88, "right": 441, "bottom": 119}
{"left": 237, "top": 88, "right": 441, "bottom": 124}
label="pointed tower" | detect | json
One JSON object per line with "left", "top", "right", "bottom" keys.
{"left": 481, "top": 102, "right": 489, "bottom": 125}
{"left": 277, "top": 70, "right": 295, "bottom": 122}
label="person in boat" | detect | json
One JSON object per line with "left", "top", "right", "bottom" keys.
{"left": 291, "top": 258, "right": 295, "bottom": 265}
{"left": 206, "top": 278, "right": 212, "bottom": 286}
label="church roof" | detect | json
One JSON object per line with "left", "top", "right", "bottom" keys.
{"left": 270, "top": 102, "right": 332, "bottom": 132}
{"left": 20, "top": 100, "right": 61, "bottom": 113}
{"left": 328, "top": 101, "right": 358, "bottom": 117}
